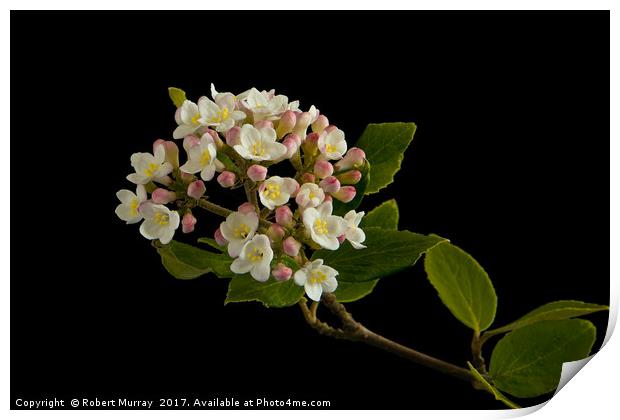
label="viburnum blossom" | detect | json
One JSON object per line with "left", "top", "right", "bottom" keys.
{"left": 294, "top": 259, "right": 339, "bottom": 302}
{"left": 138, "top": 202, "right": 180, "bottom": 245}
{"left": 127, "top": 144, "right": 173, "bottom": 185}
{"left": 179, "top": 132, "right": 218, "bottom": 181}
{"left": 115, "top": 185, "right": 147, "bottom": 224}
{"left": 258, "top": 176, "right": 298, "bottom": 210}
{"left": 230, "top": 234, "right": 274, "bottom": 282}
{"left": 219, "top": 211, "right": 259, "bottom": 258}
{"left": 302, "top": 201, "right": 347, "bottom": 250}
{"left": 343, "top": 210, "right": 367, "bottom": 249}
{"left": 234, "top": 124, "right": 287, "bottom": 161}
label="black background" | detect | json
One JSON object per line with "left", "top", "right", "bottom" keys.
{"left": 11, "top": 11, "right": 609, "bottom": 409}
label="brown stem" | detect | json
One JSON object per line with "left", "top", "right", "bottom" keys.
{"left": 244, "top": 180, "right": 258, "bottom": 208}
{"left": 471, "top": 330, "right": 487, "bottom": 374}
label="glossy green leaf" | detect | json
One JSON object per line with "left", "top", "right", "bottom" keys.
{"left": 314, "top": 228, "right": 446, "bottom": 283}
{"left": 197, "top": 237, "right": 226, "bottom": 252}
{"left": 482, "top": 300, "right": 608, "bottom": 343}
{"left": 355, "top": 122, "right": 417, "bottom": 194}
{"left": 334, "top": 279, "right": 379, "bottom": 303}
{"left": 489, "top": 319, "right": 596, "bottom": 398}
{"left": 168, "top": 87, "right": 186, "bottom": 107}
{"left": 332, "top": 159, "right": 370, "bottom": 216}
{"left": 467, "top": 362, "right": 520, "bottom": 409}
{"left": 157, "top": 240, "right": 232, "bottom": 280}
{"left": 424, "top": 242, "right": 497, "bottom": 331}
{"left": 225, "top": 275, "right": 304, "bottom": 308}
{"left": 361, "top": 199, "right": 399, "bottom": 230}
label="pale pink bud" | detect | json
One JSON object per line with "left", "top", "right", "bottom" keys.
{"left": 283, "top": 236, "right": 301, "bottom": 257}
{"left": 267, "top": 223, "right": 286, "bottom": 242}
{"left": 182, "top": 213, "right": 197, "bottom": 233}
{"left": 301, "top": 132, "right": 319, "bottom": 156}
{"left": 180, "top": 171, "right": 195, "bottom": 184}
{"left": 323, "top": 194, "right": 333, "bottom": 203}
{"left": 319, "top": 176, "right": 341, "bottom": 193}
{"left": 183, "top": 134, "right": 201, "bottom": 152}
{"left": 217, "top": 171, "right": 236, "bottom": 188}
{"left": 293, "top": 111, "right": 312, "bottom": 139}
{"left": 337, "top": 234, "right": 346, "bottom": 244}
{"left": 153, "top": 139, "right": 165, "bottom": 150}
{"left": 311, "top": 115, "right": 329, "bottom": 134}
{"left": 225, "top": 126, "right": 241, "bottom": 147}
{"left": 187, "top": 180, "right": 206, "bottom": 200}
{"left": 152, "top": 188, "right": 177, "bottom": 204}
{"left": 334, "top": 147, "right": 366, "bottom": 171}
{"left": 154, "top": 140, "right": 180, "bottom": 169}
{"left": 272, "top": 263, "right": 293, "bottom": 282}
{"left": 313, "top": 160, "right": 334, "bottom": 179}
{"left": 238, "top": 202, "right": 257, "bottom": 215}
{"left": 332, "top": 185, "right": 356, "bottom": 203}
{"left": 287, "top": 133, "right": 302, "bottom": 146}
{"left": 214, "top": 228, "right": 228, "bottom": 246}
{"left": 300, "top": 172, "right": 316, "bottom": 184}
{"left": 254, "top": 120, "right": 273, "bottom": 130}
{"left": 282, "top": 136, "right": 299, "bottom": 159}
{"left": 214, "top": 159, "right": 226, "bottom": 172}
{"left": 336, "top": 169, "right": 362, "bottom": 185}
{"left": 325, "top": 125, "right": 337, "bottom": 133}
{"left": 247, "top": 164, "right": 268, "bottom": 182}
{"left": 205, "top": 128, "right": 224, "bottom": 149}
{"left": 276, "top": 110, "right": 297, "bottom": 139}
{"left": 275, "top": 205, "right": 294, "bottom": 227}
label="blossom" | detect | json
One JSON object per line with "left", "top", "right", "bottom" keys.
{"left": 302, "top": 201, "right": 347, "bottom": 250}
{"left": 219, "top": 211, "right": 259, "bottom": 258}
{"left": 258, "top": 176, "right": 299, "bottom": 210}
{"left": 272, "top": 263, "right": 293, "bottom": 282}
{"left": 294, "top": 259, "right": 339, "bottom": 302}
{"left": 234, "top": 124, "right": 287, "bottom": 162}
{"left": 197, "top": 94, "right": 245, "bottom": 133}
{"left": 127, "top": 144, "right": 173, "bottom": 185}
{"left": 318, "top": 128, "right": 347, "bottom": 160}
{"left": 343, "top": 210, "right": 366, "bottom": 249}
{"left": 173, "top": 100, "right": 203, "bottom": 139}
{"left": 115, "top": 185, "right": 147, "bottom": 224}
{"left": 243, "top": 88, "right": 297, "bottom": 121}
{"left": 138, "top": 202, "right": 180, "bottom": 245}
{"left": 179, "top": 133, "right": 218, "bottom": 181}
{"left": 230, "top": 234, "right": 274, "bottom": 282}
{"left": 295, "top": 183, "right": 325, "bottom": 208}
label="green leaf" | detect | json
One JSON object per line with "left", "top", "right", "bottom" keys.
{"left": 355, "top": 122, "right": 417, "bottom": 195}
{"left": 332, "top": 159, "right": 370, "bottom": 216}
{"left": 361, "top": 199, "right": 399, "bottom": 230}
{"left": 225, "top": 275, "right": 304, "bottom": 308}
{"left": 157, "top": 240, "right": 233, "bottom": 280}
{"left": 334, "top": 279, "right": 379, "bottom": 303}
{"left": 197, "top": 237, "right": 226, "bottom": 252}
{"left": 489, "top": 319, "right": 596, "bottom": 398}
{"left": 482, "top": 300, "right": 608, "bottom": 343}
{"left": 424, "top": 242, "right": 497, "bottom": 331}
{"left": 314, "top": 228, "right": 446, "bottom": 283}
{"left": 467, "top": 362, "right": 521, "bottom": 409}
{"left": 168, "top": 87, "right": 187, "bottom": 108}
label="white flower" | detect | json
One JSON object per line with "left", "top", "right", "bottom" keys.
{"left": 173, "top": 100, "right": 203, "bottom": 139}
{"left": 230, "top": 234, "right": 274, "bottom": 282}
{"left": 138, "top": 202, "right": 180, "bottom": 245}
{"left": 179, "top": 133, "right": 218, "bottom": 181}
{"left": 219, "top": 211, "right": 259, "bottom": 258}
{"left": 295, "top": 183, "right": 325, "bottom": 208}
{"left": 243, "top": 88, "right": 295, "bottom": 121}
{"left": 294, "top": 259, "right": 339, "bottom": 302}
{"left": 343, "top": 210, "right": 366, "bottom": 249}
{"left": 234, "top": 124, "right": 287, "bottom": 162}
{"left": 258, "top": 176, "right": 298, "bottom": 210}
{"left": 115, "top": 185, "right": 147, "bottom": 224}
{"left": 127, "top": 144, "right": 173, "bottom": 185}
{"left": 302, "top": 201, "right": 347, "bottom": 250}
{"left": 318, "top": 128, "right": 347, "bottom": 160}
{"left": 198, "top": 94, "right": 245, "bottom": 133}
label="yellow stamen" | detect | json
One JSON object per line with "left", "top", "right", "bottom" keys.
{"left": 130, "top": 199, "right": 139, "bottom": 216}
{"left": 191, "top": 112, "right": 201, "bottom": 126}
{"left": 325, "top": 143, "right": 337, "bottom": 153}
{"left": 154, "top": 212, "right": 169, "bottom": 226}
{"left": 251, "top": 141, "right": 266, "bottom": 157}
{"left": 234, "top": 223, "right": 251, "bottom": 240}
{"left": 314, "top": 218, "right": 329, "bottom": 235}
{"left": 247, "top": 246, "right": 264, "bottom": 262}
{"left": 209, "top": 107, "right": 230, "bottom": 124}
{"left": 143, "top": 163, "right": 159, "bottom": 177}
{"left": 264, "top": 182, "right": 281, "bottom": 200}
{"left": 200, "top": 149, "right": 212, "bottom": 166}
{"left": 310, "top": 270, "right": 327, "bottom": 284}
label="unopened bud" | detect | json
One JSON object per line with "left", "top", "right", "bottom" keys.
{"left": 275, "top": 205, "right": 294, "bottom": 227}
{"left": 283, "top": 236, "right": 301, "bottom": 257}
{"left": 301, "top": 132, "right": 319, "bottom": 156}
{"left": 205, "top": 128, "right": 225, "bottom": 149}
{"left": 272, "top": 263, "right": 293, "bottom": 282}
{"left": 238, "top": 202, "right": 257, "bottom": 215}
{"left": 319, "top": 176, "right": 341, "bottom": 193}
{"left": 332, "top": 185, "right": 356, "bottom": 203}
{"left": 225, "top": 126, "right": 241, "bottom": 147}
{"left": 254, "top": 120, "right": 273, "bottom": 130}
{"left": 276, "top": 110, "right": 297, "bottom": 139}
{"left": 187, "top": 180, "right": 206, "bottom": 199}
{"left": 334, "top": 147, "right": 366, "bottom": 171}
{"left": 325, "top": 125, "right": 337, "bottom": 133}
{"left": 151, "top": 188, "right": 177, "bottom": 204}
{"left": 336, "top": 169, "right": 362, "bottom": 185}
{"left": 154, "top": 140, "right": 180, "bottom": 169}
{"left": 337, "top": 234, "right": 346, "bottom": 244}
{"left": 214, "top": 228, "right": 228, "bottom": 246}
{"left": 282, "top": 136, "right": 299, "bottom": 159}
{"left": 267, "top": 223, "right": 286, "bottom": 242}
{"left": 300, "top": 172, "right": 316, "bottom": 184}
{"left": 247, "top": 164, "right": 268, "bottom": 182}
{"left": 182, "top": 213, "right": 197, "bottom": 233}
{"left": 313, "top": 160, "right": 334, "bottom": 179}
{"left": 180, "top": 171, "right": 195, "bottom": 184}
{"left": 292, "top": 111, "right": 312, "bottom": 139}
{"left": 217, "top": 171, "right": 236, "bottom": 188}
{"left": 311, "top": 115, "right": 329, "bottom": 134}
{"left": 183, "top": 134, "right": 201, "bottom": 152}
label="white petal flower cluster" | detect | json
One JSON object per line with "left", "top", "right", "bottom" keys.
{"left": 116, "top": 84, "right": 370, "bottom": 302}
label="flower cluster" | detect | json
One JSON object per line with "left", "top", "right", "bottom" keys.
{"left": 115, "top": 85, "right": 368, "bottom": 301}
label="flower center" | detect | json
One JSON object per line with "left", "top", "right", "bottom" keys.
{"left": 143, "top": 162, "right": 159, "bottom": 177}
{"left": 210, "top": 107, "right": 229, "bottom": 123}
{"left": 314, "top": 218, "right": 329, "bottom": 235}
{"left": 251, "top": 141, "right": 266, "bottom": 157}
{"left": 264, "top": 182, "right": 281, "bottom": 200}
{"left": 234, "top": 223, "right": 251, "bottom": 239}
{"left": 310, "top": 269, "right": 327, "bottom": 284}
{"left": 191, "top": 112, "right": 201, "bottom": 126}
{"left": 130, "top": 199, "right": 140, "bottom": 216}
{"left": 248, "top": 246, "right": 264, "bottom": 262}
{"left": 200, "top": 149, "right": 212, "bottom": 166}
{"left": 325, "top": 143, "right": 337, "bottom": 153}
{"left": 154, "top": 212, "right": 169, "bottom": 226}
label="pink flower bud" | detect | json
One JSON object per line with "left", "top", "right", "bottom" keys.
{"left": 276, "top": 110, "right": 297, "bottom": 139}
{"left": 283, "top": 236, "right": 301, "bottom": 257}
{"left": 334, "top": 147, "right": 366, "bottom": 171}
{"left": 214, "top": 228, "right": 228, "bottom": 246}
{"left": 154, "top": 140, "right": 180, "bottom": 169}
{"left": 180, "top": 171, "right": 195, "bottom": 184}
{"left": 287, "top": 133, "right": 302, "bottom": 146}
{"left": 217, "top": 171, "right": 236, "bottom": 188}
{"left": 182, "top": 213, "right": 197, "bottom": 233}
{"left": 275, "top": 205, "right": 294, "bottom": 227}
{"left": 336, "top": 169, "right": 362, "bottom": 185}
{"left": 332, "top": 185, "right": 356, "bottom": 203}
{"left": 282, "top": 136, "right": 299, "bottom": 159}
{"left": 205, "top": 128, "right": 224, "bottom": 149}
{"left": 247, "top": 164, "right": 268, "bottom": 182}
{"left": 311, "top": 115, "right": 329, "bottom": 134}
{"left": 187, "top": 180, "right": 206, "bottom": 199}
{"left": 267, "top": 223, "right": 286, "bottom": 242}
{"left": 272, "top": 263, "right": 293, "bottom": 282}
{"left": 319, "top": 176, "right": 341, "bottom": 193}
{"left": 313, "top": 160, "right": 334, "bottom": 179}
{"left": 183, "top": 134, "right": 201, "bottom": 152}
{"left": 323, "top": 194, "right": 333, "bottom": 203}
{"left": 293, "top": 112, "right": 312, "bottom": 140}
{"left": 225, "top": 126, "right": 241, "bottom": 147}
{"left": 238, "top": 202, "right": 257, "bottom": 215}
{"left": 337, "top": 234, "right": 346, "bottom": 244}
{"left": 254, "top": 120, "right": 273, "bottom": 130}
{"left": 300, "top": 172, "right": 316, "bottom": 184}
{"left": 301, "top": 132, "right": 319, "bottom": 156}
{"left": 152, "top": 188, "right": 177, "bottom": 204}
{"left": 325, "top": 125, "right": 337, "bottom": 133}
